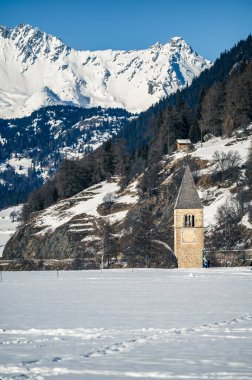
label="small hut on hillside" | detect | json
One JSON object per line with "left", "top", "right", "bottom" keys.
{"left": 176, "top": 139, "right": 191, "bottom": 151}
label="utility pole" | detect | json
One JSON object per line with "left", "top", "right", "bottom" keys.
{"left": 101, "top": 252, "right": 104, "bottom": 274}
{"left": 167, "top": 126, "right": 170, "bottom": 155}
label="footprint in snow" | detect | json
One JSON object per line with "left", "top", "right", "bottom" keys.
{"left": 52, "top": 357, "right": 62, "bottom": 362}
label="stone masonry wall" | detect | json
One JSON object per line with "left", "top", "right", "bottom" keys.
{"left": 174, "top": 208, "right": 204, "bottom": 268}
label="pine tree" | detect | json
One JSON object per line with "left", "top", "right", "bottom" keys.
{"left": 124, "top": 206, "right": 158, "bottom": 267}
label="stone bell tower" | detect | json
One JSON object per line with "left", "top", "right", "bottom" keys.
{"left": 174, "top": 165, "right": 204, "bottom": 268}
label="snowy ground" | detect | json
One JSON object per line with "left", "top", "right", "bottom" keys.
{"left": 0, "top": 268, "right": 252, "bottom": 380}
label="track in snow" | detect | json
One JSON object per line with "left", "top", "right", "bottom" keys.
{"left": 1, "top": 268, "right": 252, "bottom": 379}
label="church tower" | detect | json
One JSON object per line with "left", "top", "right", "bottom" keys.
{"left": 174, "top": 165, "right": 204, "bottom": 268}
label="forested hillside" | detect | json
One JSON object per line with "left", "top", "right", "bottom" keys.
{"left": 23, "top": 35, "right": 252, "bottom": 220}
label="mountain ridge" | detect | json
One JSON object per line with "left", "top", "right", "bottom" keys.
{"left": 0, "top": 24, "right": 211, "bottom": 118}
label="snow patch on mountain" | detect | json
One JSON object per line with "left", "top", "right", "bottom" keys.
{"left": 192, "top": 135, "right": 250, "bottom": 164}
{"left": 0, "top": 24, "right": 212, "bottom": 118}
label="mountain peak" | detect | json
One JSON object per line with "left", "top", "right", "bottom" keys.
{"left": 16, "top": 23, "right": 35, "bottom": 31}
{"left": 0, "top": 23, "right": 68, "bottom": 48}
{"left": 170, "top": 36, "right": 185, "bottom": 42}
{"left": 0, "top": 23, "right": 70, "bottom": 69}
{"left": 168, "top": 36, "right": 191, "bottom": 49}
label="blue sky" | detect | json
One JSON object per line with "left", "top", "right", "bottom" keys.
{"left": 0, "top": 0, "right": 251, "bottom": 60}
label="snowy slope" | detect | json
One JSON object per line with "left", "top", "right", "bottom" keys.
{"left": 0, "top": 206, "right": 22, "bottom": 257}
{"left": 195, "top": 135, "right": 251, "bottom": 228}
{"left": 170, "top": 128, "right": 252, "bottom": 228}
{"left": 0, "top": 24, "right": 212, "bottom": 118}
{"left": 35, "top": 178, "right": 138, "bottom": 235}
{"left": 0, "top": 268, "right": 252, "bottom": 379}
{"left": 1, "top": 177, "right": 140, "bottom": 262}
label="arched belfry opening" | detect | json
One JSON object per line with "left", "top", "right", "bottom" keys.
{"left": 174, "top": 165, "right": 204, "bottom": 268}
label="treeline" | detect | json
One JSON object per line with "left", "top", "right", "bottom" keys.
{"left": 162, "top": 34, "right": 252, "bottom": 109}
{"left": 0, "top": 168, "right": 43, "bottom": 209}
{"left": 118, "top": 35, "right": 252, "bottom": 152}
{"left": 23, "top": 35, "right": 252, "bottom": 219}
{"left": 148, "top": 60, "right": 252, "bottom": 159}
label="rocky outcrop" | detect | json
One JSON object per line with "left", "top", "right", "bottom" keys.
{"left": 3, "top": 212, "right": 97, "bottom": 261}
{"left": 2, "top": 178, "right": 139, "bottom": 268}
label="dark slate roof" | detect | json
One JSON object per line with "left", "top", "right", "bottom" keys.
{"left": 174, "top": 165, "right": 203, "bottom": 209}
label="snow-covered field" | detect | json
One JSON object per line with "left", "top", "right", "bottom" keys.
{"left": 0, "top": 268, "right": 252, "bottom": 380}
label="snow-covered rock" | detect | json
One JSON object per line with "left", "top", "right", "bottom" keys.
{"left": 0, "top": 24, "right": 212, "bottom": 118}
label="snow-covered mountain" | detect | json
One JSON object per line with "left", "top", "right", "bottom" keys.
{"left": 0, "top": 105, "right": 133, "bottom": 209}
{"left": 0, "top": 24, "right": 212, "bottom": 118}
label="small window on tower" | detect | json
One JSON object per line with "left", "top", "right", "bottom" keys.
{"left": 184, "top": 214, "right": 195, "bottom": 227}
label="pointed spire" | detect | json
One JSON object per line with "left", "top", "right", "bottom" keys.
{"left": 174, "top": 165, "right": 203, "bottom": 209}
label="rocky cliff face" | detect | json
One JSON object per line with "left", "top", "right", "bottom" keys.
{"left": 3, "top": 178, "right": 139, "bottom": 265}
{"left": 0, "top": 24, "right": 211, "bottom": 118}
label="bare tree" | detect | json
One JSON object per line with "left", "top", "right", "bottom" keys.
{"left": 209, "top": 198, "right": 244, "bottom": 250}
{"left": 212, "top": 150, "right": 242, "bottom": 183}
{"left": 10, "top": 210, "right": 18, "bottom": 222}
{"left": 94, "top": 218, "right": 117, "bottom": 269}
{"left": 213, "top": 150, "right": 242, "bottom": 172}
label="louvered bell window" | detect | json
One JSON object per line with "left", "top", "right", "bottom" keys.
{"left": 184, "top": 214, "right": 195, "bottom": 227}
